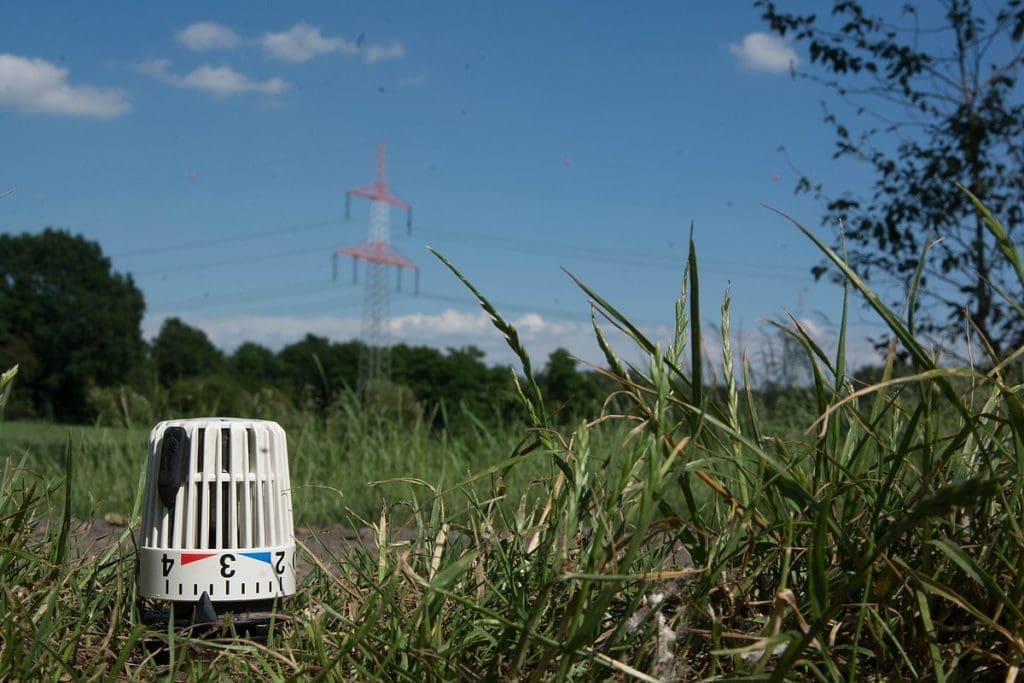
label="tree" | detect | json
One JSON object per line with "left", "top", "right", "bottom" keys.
{"left": 440, "top": 346, "right": 494, "bottom": 407}
{"left": 276, "top": 335, "right": 361, "bottom": 411}
{"left": 231, "top": 342, "right": 281, "bottom": 389}
{"left": 390, "top": 343, "right": 519, "bottom": 426}
{"left": 541, "top": 348, "right": 582, "bottom": 410}
{"left": 151, "top": 317, "right": 225, "bottom": 385}
{"left": 394, "top": 344, "right": 491, "bottom": 414}
{"left": 0, "top": 228, "right": 145, "bottom": 420}
{"left": 539, "top": 348, "right": 608, "bottom": 421}
{"left": 391, "top": 344, "right": 447, "bottom": 404}
{"left": 758, "top": 0, "right": 1024, "bottom": 353}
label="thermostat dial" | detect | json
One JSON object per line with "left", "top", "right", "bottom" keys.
{"left": 138, "top": 545, "right": 295, "bottom": 602}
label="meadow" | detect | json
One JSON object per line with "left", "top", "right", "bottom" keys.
{"left": 0, "top": 409, "right": 546, "bottom": 528}
{"left": 1, "top": 204, "right": 1022, "bottom": 680}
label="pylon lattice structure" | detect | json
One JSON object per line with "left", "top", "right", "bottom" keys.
{"left": 335, "top": 143, "right": 416, "bottom": 389}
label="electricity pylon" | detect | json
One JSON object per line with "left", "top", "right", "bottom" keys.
{"left": 334, "top": 143, "right": 417, "bottom": 389}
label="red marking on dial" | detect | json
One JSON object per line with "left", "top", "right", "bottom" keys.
{"left": 180, "top": 552, "right": 216, "bottom": 565}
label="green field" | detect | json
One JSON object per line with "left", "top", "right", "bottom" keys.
{"left": 0, "top": 411, "right": 555, "bottom": 528}
{"left": 2, "top": 234, "right": 1023, "bottom": 680}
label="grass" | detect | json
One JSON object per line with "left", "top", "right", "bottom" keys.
{"left": 1, "top": 197, "right": 1023, "bottom": 679}
{"left": 0, "top": 409, "right": 557, "bottom": 527}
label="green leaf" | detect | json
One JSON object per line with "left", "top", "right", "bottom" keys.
{"left": 915, "top": 588, "right": 946, "bottom": 683}
{"left": 897, "top": 557, "right": 1021, "bottom": 646}
{"left": 929, "top": 537, "right": 1024, "bottom": 624}
{"left": 808, "top": 489, "right": 831, "bottom": 618}
{"left": 428, "top": 550, "right": 479, "bottom": 592}
{"left": 549, "top": 451, "right": 576, "bottom": 489}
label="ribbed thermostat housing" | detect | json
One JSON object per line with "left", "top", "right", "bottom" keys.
{"left": 138, "top": 418, "right": 296, "bottom": 602}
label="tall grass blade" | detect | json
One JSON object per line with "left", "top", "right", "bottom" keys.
{"left": 985, "top": 277, "right": 1024, "bottom": 319}
{"left": 590, "top": 306, "right": 628, "bottom": 383}
{"left": 904, "top": 232, "right": 939, "bottom": 338}
{"left": 765, "top": 206, "right": 977, "bottom": 425}
{"left": 0, "top": 365, "right": 17, "bottom": 419}
{"left": 808, "top": 489, "right": 830, "bottom": 619}
{"left": 929, "top": 537, "right": 1024, "bottom": 624}
{"left": 960, "top": 183, "right": 1024, "bottom": 290}
{"left": 564, "top": 270, "right": 698, "bottom": 399}
{"left": 834, "top": 230, "right": 851, "bottom": 388}
{"left": 897, "top": 559, "right": 1024, "bottom": 654}
{"left": 765, "top": 207, "right": 933, "bottom": 368}
{"left": 915, "top": 587, "right": 946, "bottom": 683}
{"left": 430, "top": 247, "right": 551, "bottom": 437}
{"left": 688, "top": 226, "right": 703, "bottom": 408}
{"left": 772, "top": 475, "right": 1004, "bottom": 680}
{"left": 50, "top": 438, "right": 73, "bottom": 569}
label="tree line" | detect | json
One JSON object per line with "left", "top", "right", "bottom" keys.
{"left": 0, "top": 227, "right": 961, "bottom": 432}
{"left": 0, "top": 228, "right": 610, "bottom": 426}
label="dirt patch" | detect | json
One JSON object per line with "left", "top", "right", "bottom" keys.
{"left": 32, "top": 518, "right": 692, "bottom": 587}
{"left": 294, "top": 524, "right": 420, "bottom": 579}
{"left": 31, "top": 517, "right": 417, "bottom": 582}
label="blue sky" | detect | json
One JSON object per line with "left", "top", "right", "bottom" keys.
{"left": 1, "top": 1, "right": 895, "bottom": 374}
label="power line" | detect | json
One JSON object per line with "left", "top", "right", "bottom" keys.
{"left": 104, "top": 208, "right": 811, "bottom": 280}
{"left": 151, "top": 273, "right": 670, "bottom": 329}
{"left": 132, "top": 243, "right": 337, "bottom": 277}
{"left": 122, "top": 219, "right": 814, "bottom": 284}
{"left": 209, "top": 294, "right": 363, "bottom": 318}
{"left": 111, "top": 218, "right": 344, "bottom": 259}
{"left": 149, "top": 278, "right": 356, "bottom": 310}
{"left": 417, "top": 226, "right": 810, "bottom": 275}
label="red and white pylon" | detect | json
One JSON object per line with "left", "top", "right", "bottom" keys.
{"left": 335, "top": 143, "right": 417, "bottom": 389}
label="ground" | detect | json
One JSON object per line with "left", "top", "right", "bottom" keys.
{"left": 32, "top": 516, "right": 419, "bottom": 582}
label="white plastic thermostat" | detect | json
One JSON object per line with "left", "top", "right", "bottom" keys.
{"left": 138, "top": 418, "right": 296, "bottom": 605}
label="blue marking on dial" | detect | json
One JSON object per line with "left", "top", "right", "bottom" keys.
{"left": 242, "top": 551, "right": 272, "bottom": 565}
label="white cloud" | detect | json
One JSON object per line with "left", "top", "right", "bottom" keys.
{"left": 136, "top": 59, "right": 288, "bottom": 96}
{"left": 177, "top": 22, "right": 240, "bottom": 51}
{"left": 135, "top": 59, "right": 173, "bottom": 80}
{"left": 261, "top": 23, "right": 405, "bottom": 65}
{"left": 0, "top": 54, "right": 129, "bottom": 118}
{"left": 363, "top": 42, "right": 405, "bottom": 64}
{"left": 262, "top": 23, "right": 358, "bottom": 63}
{"left": 728, "top": 32, "right": 798, "bottom": 74}
{"left": 389, "top": 309, "right": 494, "bottom": 338}
{"left": 180, "top": 65, "right": 288, "bottom": 95}
{"left": 398, "top": 72, "right": 426, "bottom": 87}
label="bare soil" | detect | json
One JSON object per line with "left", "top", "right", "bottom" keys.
{"left": 32, "top": 517, "right": 416, "bottom": 582}
{"left": 34, "top": 517, "right": 692, "bottom": 587}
